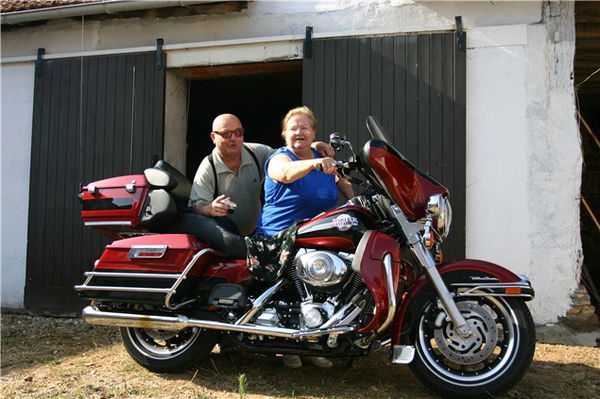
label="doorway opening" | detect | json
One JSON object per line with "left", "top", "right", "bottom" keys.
{"left": 184, "top": 61, "right": 303, "bottom": 178}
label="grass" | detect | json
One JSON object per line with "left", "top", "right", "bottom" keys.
{"left": 2, "top": 313, "right": 600, "bottom": 398}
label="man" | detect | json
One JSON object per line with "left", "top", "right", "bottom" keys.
{"left": 186, "top": 113, "right": 334, "bottom": 256}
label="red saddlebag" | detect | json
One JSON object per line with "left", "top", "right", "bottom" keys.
{"left": 75, "top": 234, "right": 216, "bottom": 306}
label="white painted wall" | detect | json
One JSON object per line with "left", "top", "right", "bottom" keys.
{"left": 0, "top": 1, "right": 582, "bottom": 323}
{"left": 1, "top": 62, "right": 35, "bottom": 308}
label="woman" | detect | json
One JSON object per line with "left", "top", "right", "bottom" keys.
{"left": 252, "top": 106, "right": 353, "bottom": 369}
{"left": 255, "top": 106, "right": 353, "bottom": 236}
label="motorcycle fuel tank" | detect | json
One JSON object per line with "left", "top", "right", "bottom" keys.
{"left": 295, "top": 206, "right": 375, "bottom": 250}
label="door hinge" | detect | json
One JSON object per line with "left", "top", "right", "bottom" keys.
{"left": 304, "top": 26, "right": 313, "bottom": 59}
{"left": 155, "top": 38, "right": 164, "bottom": 71}
{"left": 455, "top": 16, "right": 465, "bottom": 51}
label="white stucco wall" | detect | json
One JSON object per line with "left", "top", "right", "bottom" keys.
{"left": 0, "top": 1, "right": 582, "bottom": 323}
{"left": 1, "top": 62, "right": 35, "bottom": 308}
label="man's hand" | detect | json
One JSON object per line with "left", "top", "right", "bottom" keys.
{"left": 197, "top": 194, "right": 231, "bottom": 217}
{"left": 312, "top": 141, "right": 335, "bottom": 158}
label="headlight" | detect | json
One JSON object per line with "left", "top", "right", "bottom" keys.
{"left": 427, "top": 194, "right": 452, "bottom": 239}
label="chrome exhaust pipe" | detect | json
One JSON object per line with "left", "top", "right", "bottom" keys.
{"left": 82, "top": 306, "right": 354, "bottom": 339}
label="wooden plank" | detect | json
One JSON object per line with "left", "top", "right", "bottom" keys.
{"left": 417, "top": 34, "right": 431, "bottom": 171}
{"left": 452, "top": 31, "right": 467, "bottom": 260}
{"left": 346, "top": 38, "right": 360, "bottom": 146}
{"left": 323, "top": 39, "right": 337, "bottom": 139}
{"left": 334, "top": 39, "right": 348, "bottom": 135}
{"left": 393, "top": 35, "right": 407, "bottom": 153}
{"left": 370, "top": 37, "right": 383, "bottom": 123}
{"left": 382, "top": 36, "right": 395, "bottom": 145}
{"left": 405, "top": 34, "right": 419, "bottom": 163}
{"left": 312, "top": 41, "right": 325, "bottom": 136}
{"left": 429, "top": 33, "right": 443, "bottom": 182}
{"left": 357, "top": 37, "right": 371, "bottom": 147}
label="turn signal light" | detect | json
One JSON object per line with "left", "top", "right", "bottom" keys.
{"left": 505, "top": 287, "right": 522, "bottom": 295}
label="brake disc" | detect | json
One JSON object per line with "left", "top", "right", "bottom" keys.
{"left": 433, "top": 301, "right": 498, "bottom": 365}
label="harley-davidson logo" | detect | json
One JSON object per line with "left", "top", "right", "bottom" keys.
{"left": 332, "top": 214, "right": 359, "bottom": 231}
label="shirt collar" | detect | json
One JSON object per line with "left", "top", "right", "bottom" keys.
{"left": 212, "top": 145, "right": 253, "bottom": 174}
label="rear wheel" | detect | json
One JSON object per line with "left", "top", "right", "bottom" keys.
{"left": 409, "top": 297, "right": 535, "bottom": 398}
{"left": 120, "top": 326, "right": 218, "bottom": 373}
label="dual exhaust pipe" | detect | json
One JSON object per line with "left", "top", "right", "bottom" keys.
{"left": 82, "top": 306, "right": 355, "bottom": 339}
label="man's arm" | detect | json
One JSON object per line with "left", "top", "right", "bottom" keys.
{"left": 336, "top": 177, "right": 355, "bottom": 200}
{"left": 312, "top": 141, "right": 335, "bottom": 158}
{"left": 189, "top": 158, "right": 230, "bottom": 217}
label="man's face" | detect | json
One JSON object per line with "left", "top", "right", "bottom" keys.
{"left": 211, "top": 115, "right": 244, "bottom": 159}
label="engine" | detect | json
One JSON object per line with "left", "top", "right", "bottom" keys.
{"left": 250, "top": 249, "right": 368, "bottom": 331}
{"left": 295, "top": 250, "right": 350, "bottom": 288}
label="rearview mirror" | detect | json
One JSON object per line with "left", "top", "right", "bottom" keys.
{"left": 329, "top": 133, "right": 348, "bottom": 151}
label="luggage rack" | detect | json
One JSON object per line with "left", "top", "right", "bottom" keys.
{"left": 75, "top": 248, "right": 218, "bottom": 309}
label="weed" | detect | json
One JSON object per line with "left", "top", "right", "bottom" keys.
{"left": 238, "top": 373, "right": 248, "bottom": 399}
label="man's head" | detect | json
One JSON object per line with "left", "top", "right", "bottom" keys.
{"left": 211, "top": 114, "right": 245, "bottom": 160}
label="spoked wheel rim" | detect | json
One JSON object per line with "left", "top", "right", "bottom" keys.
{"left": 416, "top": 296, "right": 519, "bottom": 386}
{"left": 126, "top": 327, "right": 202, "bottom": 360}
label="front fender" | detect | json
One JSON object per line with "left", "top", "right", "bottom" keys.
{"left": 391, "top": 259, "right": 534, "bottom": 345}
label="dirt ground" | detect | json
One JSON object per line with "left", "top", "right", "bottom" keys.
{"left": 1, "top": 313, "right": 599, "bottom": 399}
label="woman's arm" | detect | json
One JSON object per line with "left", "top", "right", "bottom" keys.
{"left": 268, "top": 153, "right": 336, "bottom": 184}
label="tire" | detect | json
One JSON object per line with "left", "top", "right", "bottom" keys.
{"left": 409, "top": 297, "right": 535, "bottom": 398}
{"left": 120, "top": 326, "right": 218, "bottom": 373}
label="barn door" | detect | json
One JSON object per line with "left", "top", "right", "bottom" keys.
{"left": 25, "top": 50, "right": 165, "bottom": 313}
{"left": 303, "top": 32, "right": 466, "bottom": 261}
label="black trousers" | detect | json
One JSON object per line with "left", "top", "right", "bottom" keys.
{"left": 157, "top": 213, "right": 247, "bottom": 258}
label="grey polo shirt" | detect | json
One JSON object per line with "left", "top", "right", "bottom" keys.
{"left": 188, "top": 142, "right": 272, "bottom": 235}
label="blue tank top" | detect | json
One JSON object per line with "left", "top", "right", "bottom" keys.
{"left": 255, "top": 147, "right": 337, "bottom": 236}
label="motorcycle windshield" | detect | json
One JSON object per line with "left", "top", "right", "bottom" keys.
{"left": 362, "top": 116, "right": 448, "bottom": 221}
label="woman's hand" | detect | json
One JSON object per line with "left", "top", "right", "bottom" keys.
{"left": 315, "top": 157, "right": 337, "bottom": 175}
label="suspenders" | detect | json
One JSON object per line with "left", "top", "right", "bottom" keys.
{"left": 206, "top": 144, "right": 262, "bottom": 199}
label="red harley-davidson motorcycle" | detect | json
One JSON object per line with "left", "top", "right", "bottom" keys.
{"left": 76, "top": 116, "right": 535, "bottom": 398}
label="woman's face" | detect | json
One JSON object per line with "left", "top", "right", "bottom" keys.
{"left": 284, "top": 114, "right": 315, "bottom": 152}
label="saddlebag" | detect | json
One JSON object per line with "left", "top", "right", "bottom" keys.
{"left": 75, "top": 234, "right": 212, "bottom": 306}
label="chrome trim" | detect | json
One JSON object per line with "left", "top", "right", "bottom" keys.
{"left": 82, "top": 306, "right": 356, "bottom": 339}
{"left": 165, "top": 248, "right": 217, "bottom": 309}
{"left": 83, "top": 271, "right": 180, "bottom": 279}
{"left": 84, "top": 221, "right": 133, "bottom": 226}
{"left": 75, "top": 248, "right": 218, "bottom": 310}
{"left": 74, "top": 285, "right": 171, "bottom": 293}
{"left": 380, "top": 338, "right": 392, "bottom": 347}
{"left": 452, "top": 282, "right": 535, "bottom": 300}
{"left": 297, "top": 221, "right": 335, "bottom": 235}
{"left": 389, "top": 204, "right": 422, "bottom": 244}
{"left": 376, "top": 253, "right": 397, "bottom": 334}
{"left": 128, "top": 245, "right": 168, "bottom": 259}
{"left": 235, "top": 279, "right": 285, "bottom": 325}
{"left": 409, "top": 240, "right": 471, "bottom": 337}
{"left": 391, "top": 345, "right": 415, "bottom": 364}
{"left": 291, "top": 325, "right": 355, "bottom": 338}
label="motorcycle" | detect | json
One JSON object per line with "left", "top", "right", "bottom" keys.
{"left": 76, "top": 116, "right": 535, "bottom": 398}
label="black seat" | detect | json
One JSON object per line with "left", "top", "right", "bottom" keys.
{"left": 144, "top": 160, "right": 192, "bottom": 212}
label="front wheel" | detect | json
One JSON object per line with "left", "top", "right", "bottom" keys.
{"left": 120, "top": 326, "right": 218, "bottom": 373}
{"left": 409, "top": 297, "right": 535, "bottom": 398}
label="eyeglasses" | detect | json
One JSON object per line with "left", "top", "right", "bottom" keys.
{"left": 212, "top": 128, "right": 244, "bottom": 139}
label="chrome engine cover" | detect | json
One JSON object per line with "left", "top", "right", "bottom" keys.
{"left": 295, "top": 251, "right": 348, "bottom": 287}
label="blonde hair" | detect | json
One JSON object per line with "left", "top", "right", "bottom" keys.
{"left": 281, "top": 106, "right": 317, "bottom": 137}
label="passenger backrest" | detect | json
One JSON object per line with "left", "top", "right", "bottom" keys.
{"left": 144, "top": 160, "right": 192, "bottom": 212}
